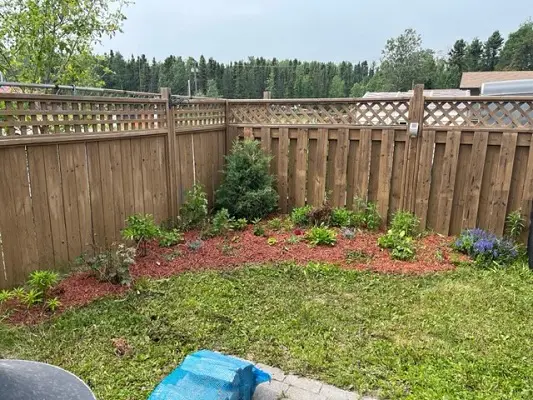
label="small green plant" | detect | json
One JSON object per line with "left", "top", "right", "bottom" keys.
{"left": 505, "top": 210, "right": 526, "bottom": 241}
{"left": 286, "top": 235, "right": 301, "bottom": 245}
{"left": 45, "top": 297, "right": 61, "bottom": 312}
{"left": 122, "top": 214, "right": 160, "bottom": 256}
{"left": 290, "top": 205, "right": 313, "bottom": 226}
{"left": 210, "top": 208, "right": 234, "bottom": 236}
{"left": 267, "top": 217, "right": 283, "bottom": 231}
{"left": 345, "top": 249, "right": 372, "bottom": 263}
{"left": 164, "top": 249, "right": 182, "bottom": 262}
{"left": 331, "top": 208, "right": 354, "bottom": 228}
{"left": 305, "top": 225, "right": 337, "bottom": 246}
{"left": 378, "top": 229, "right": 416, "bottom": 261}
{"left": 231, "top": 218, "right": 248, "bottom": 231}
{"left": 267, "top": 237, "right": 278, "bottom": 246}
{"left": 187, "top": 239, "right": 204, "bottom": 252}
{"left": 215, "top": 139, "right": 279, "bottom": 219}
{"left": 363, "top": 202, "right": 381, "bottom": 231}
{"left": 390, "top": 211, "right": 419, "bottom": 237}
{"left": 10, "top": 288, "right": 25, "bottom": 300}
{"left": 28, "top": 270, "right": 59, "bottom": 299}
{"left": 252, "top": 218, "right": 266, "bottom": 236}
{"left": 87, "top": 244, "right": 136, "bottom": 286}
{"left": 219, "top": 241, "right": 236, "bottom": 255}
{"left": 158, "top": 229, "right": 183, "bottom": 248}
{"left": 179, "top": 183, "right": 209, "bottom": 230}
{"left": 22, "top": 289, "right": 43, "bottom": 307}
{"left": 0, "top": 290, "right": 13, "bottom": 303}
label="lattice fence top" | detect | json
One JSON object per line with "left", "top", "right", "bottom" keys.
{"left": 424, "top": 97, "right": 533, "bottom": 128}
{"left": 174, "top": 101, "right": 226, "bottom": 129}
{"left": 0, "top": 93, "right": 167, "bottom": 136}
{"left": 228, "top": 99, "right": 410, "bottom": 126}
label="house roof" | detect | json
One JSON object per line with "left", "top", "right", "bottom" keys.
{"left": 460, "top": 71, "right": 533, "bottom": 89}
{"left": 363, "top": 89, "right": 470, "bottom": 98}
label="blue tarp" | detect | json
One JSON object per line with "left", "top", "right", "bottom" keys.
{"left": 148, "top": 350, "right": 270, "bottom": 400}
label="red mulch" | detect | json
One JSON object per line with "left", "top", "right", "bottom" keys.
{"left": 4, "top": 227, "right": 460, "bottom": 326}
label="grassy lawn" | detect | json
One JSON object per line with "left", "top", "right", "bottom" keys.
{"left": 1, "top": 262, "right": 533, "bottom": 400}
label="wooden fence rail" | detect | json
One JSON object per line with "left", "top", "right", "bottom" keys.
{"left": 0, "top": 85, "right": 532, "bottom": 288}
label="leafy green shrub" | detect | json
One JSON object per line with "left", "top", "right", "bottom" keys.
{"left": 211, "top": 208, "right": 233, "bottom": 236}
{"left": 231, "top": 218, "right": 248, "bottom": 231}
{"left": 506, "top": 210, "right": 526, "bottom": 241}
{"left": 291, "top": 205, "right": 313, "bottom": 226}
{"left": 10, "top": 288, "right": 25, "bottom": 300}
{"left": 122, "top": 214, "right": 160, "bottom": 256}
{"left": 158, "top": 229, "right": 183, "bottom": 247}
{"left": 378, "top": 230, "right": 415, "bottom": 261}
{"left": 331, "top": 208, "right": 354, "bottom": 227}
{"left": 351, "top": 199, "right": 381, "bottom": 230}
{"left": 22, "top": 289, "right": 43, "bottom": 307}
{"left": 253, "top": 224, "right": 265, "bottom": 237}
{"left": 215, "top": 140, "right": 279, "bottom": 220}
{"left": 0, "top": 290, "right": 13, "bottom": 303}
{"left": 45, "top": 297, "right": 61, "bottom": 312}
{"left": 305, "top": 225, "right": 337, "bottom": 246}
{"left": 267, "top": 217, "right": 283, "bottom": 231}
{"left": 28, "top": 270, "right": 59, "bottom": 300}
{"left": 390, "top": 211, "right": 419, "bottom": 237}
{"left": 179, "top": 183, "right": 209, "bottom": 230}
{"left": 87, "top": 244, "right": 136, "bottom": 286}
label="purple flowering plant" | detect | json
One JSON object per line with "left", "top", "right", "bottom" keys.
{"left": 453, "top": 228, "right": 519, "bottom": 268}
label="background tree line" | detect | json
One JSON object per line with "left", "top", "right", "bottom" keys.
{"left": 99, "top": 20, "right": 533, "bottom": 98}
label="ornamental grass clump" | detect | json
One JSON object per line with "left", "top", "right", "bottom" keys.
{"left": 453, "top": 228, "right": 519, "bottom": 268}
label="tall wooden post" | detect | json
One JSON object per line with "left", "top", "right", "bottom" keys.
{"left": 161, "top": 87, "right": 178, "bottom": 220}
{"left": 400, "top": 84, "right": 425, "bottom": 213}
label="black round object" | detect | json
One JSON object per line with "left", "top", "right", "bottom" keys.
{"left": 0, "top": 360, "right": 96, "bottom": 400}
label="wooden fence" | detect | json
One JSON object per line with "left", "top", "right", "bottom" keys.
{"left": 0, "top": 85, "right": 532, "bottom": 288}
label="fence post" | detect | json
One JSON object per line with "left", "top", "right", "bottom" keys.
{"left": 161, "top": 87, "right": 178, "bottom": 220}
{"left": 400, "top": 84, "right": 425, "bottom": 213}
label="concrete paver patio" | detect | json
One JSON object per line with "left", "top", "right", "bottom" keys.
{"left": 253, "top": 363, "right": 378, "bottom": 400}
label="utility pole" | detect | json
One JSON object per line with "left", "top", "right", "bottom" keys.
{"left": 191, "top": 66, "right": 198, "bottom": 95}
{"left": 187, "top": 80, "right": 192, "bottom": 98}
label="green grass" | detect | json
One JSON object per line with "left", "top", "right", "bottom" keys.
{"left": 2, "top": 262, "right": 533, "bottom": 399}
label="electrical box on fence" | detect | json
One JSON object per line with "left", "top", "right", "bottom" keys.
{"left": 409, "top": 122, "right": 419, "bottom": 137}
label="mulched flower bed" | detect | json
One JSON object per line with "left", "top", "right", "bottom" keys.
{"left": 4, "top": 227, "right": 460, "bottom": 326}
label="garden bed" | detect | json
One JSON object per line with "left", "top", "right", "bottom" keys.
{"left": 4, "top": 226, "right": 458, "bottom": 325}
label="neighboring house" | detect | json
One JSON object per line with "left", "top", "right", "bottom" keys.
{"left": 363, "top": 89, "right": 470, "bottom": 98}
{"left": 460, "top": 71, "right": 533, "bottom": 95}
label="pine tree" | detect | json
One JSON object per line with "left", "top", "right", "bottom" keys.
{"left": 483, "top": 31, "right": 504, "bottom": 71}
{"left": 466, "top": 38, "right": 484, "bottom": 71}
{"left": 206, "top": 79, "right": 220, "bottom": 97}
{"left": 329, "top": 75, "right": 346, "bottom": 97}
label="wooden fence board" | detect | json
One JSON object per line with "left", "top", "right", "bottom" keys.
{"left": 489, "top": 132, "right": 518, "bottom": 236}
{"left": 389, "top": 139, "right": 405, "bottom": 219}
{"left": 326, "top": 133, "right": 337, "bottom": 202}
{"left": 449, "top": 143, "right": 473, "bottom": 235}
{"left": 354, "top": 128, "right": 372, "bottom": 201}
{"left": 294, "top": 128, "right": 308, "bottom": 207}
{"left": 27, "top": 146, "right": 55, "bottom": 266}
{"left": 131, "top": 138, "right": 146, "bottom": 214}
{"left": 427, "top": 143, "right": 446, "bottom": 231}
{"left": 436, "top": 131, "right": 461, "bottom": 235}
{"left": 414, "top": 130, "right": 435, "bottom": 230}
{"left": 97, "top": 141, "right": 117, "bottom": 243}
{"left": 522, "top": 139, "right": 533, "bottom": 238}
{"left": 333, "top": 128, "right": 350, "bottom": 207}
{"left": 287, "top": 136, "right": 297, "bottom": 209}
{"left": 462, "top": 131, "right": 489, "bottom": 229}
{"left": 368, "top": 139, "right": 382, "bottom": 203}
{"left": 313, "top": 128, "right": 328, "bottom": 206}
{"left": 345, "top": 134, "right": 359, "bottom": 209}
{"left": 478, "top": 145, "right": 501, "bottom": 231}
{"left": 307, "top": 134, "right": 318, "bottom": 206}
{"left": 87, "top": 142, "right": 105, "bottom": 248}
{"left": 277, "top": 128, "right": 289, "bottom": 213}
{"left": 120, "top": 139, "right": 135, "bottom": 218}
{"left": 377, "top": 129, "right": 395, "bottom": 225}
{"left": 261, "top": 127, "right": 271, "bottom": 155}
{"left": 71, "top": 143, "right": 92, "bottom": 253}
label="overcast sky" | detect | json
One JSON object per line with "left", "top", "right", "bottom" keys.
{"left": 99, "top": 0, "right": 531, "bottom": 63}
